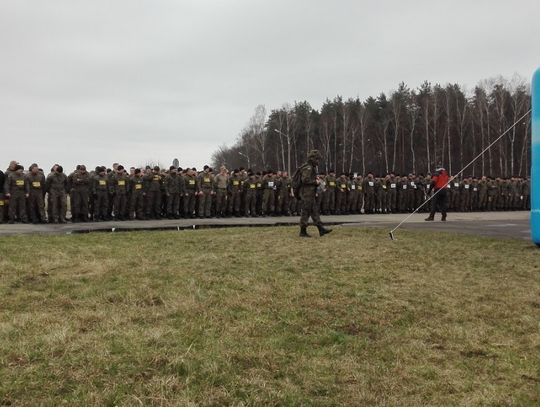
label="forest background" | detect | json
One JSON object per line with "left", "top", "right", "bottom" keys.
{"left": 212, "top": 76, "right": 530, "bottom": 178}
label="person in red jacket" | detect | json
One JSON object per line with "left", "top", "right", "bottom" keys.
{"left": 425, "top": 166, "right": 451, "bottom": 221}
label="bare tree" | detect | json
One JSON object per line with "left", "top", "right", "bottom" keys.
{"left": 407, "top": 91, "right": 419, "bottom": 174}
{"left": 248, "top": 105, "right": 268, "bottom": 169}
{"left": 390, "top": 84, "right": 407, "bottom": 172}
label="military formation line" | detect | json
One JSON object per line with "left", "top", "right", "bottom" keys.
{"left": 0, "top": 160, "right": 530, "bottom": 224}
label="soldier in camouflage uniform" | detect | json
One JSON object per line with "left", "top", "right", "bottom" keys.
{"left": 182, "top": 168, "right": 198, "bottom": 218}
{"left": 110, "top": 165, "right": 130, "bottom": 220}
{"left": 459, "top": 177, "right": 471, "bottom": 212}
{"left": 348, "top": 174, "right": 361, "bottom": 214}
{"left": 129, "top": 168, "right": 146, "bottom": 220}
{"left": 376, "top": 176, "right": 388, "bottom": 213}
{"left": 414, "top": 175, "right": 426, "bottom": 211}
{"left": 165, "top": 166, "right": 185, "bottom": 219}
{"left": 470, "top": 177, "right": 480, "bottom": 211}
{"left": 387, "top": 173, "right": 398, "bottom": 213}
{"left": 478, "top": 176, "right": 488, "bottom": 211}
{"left": 197, "top": 166, "right": 214, "bottom": 218}
{"left": 276, "top": 171, "right": 291, "bottom": 216}
{"left": 450, "top": 177, "right": 460, "bottom": 211}
{"left": 397, "top": 176, "right": 409, "bottom": 212}
{"left": 323, "top": 170, "right": 337, "bottom": 215}
{"left": 261, "top": 170, "right": 276, "bottom": 216}
{"left": 144, "top": 166, "right": 163, "bottom": 219}
{"left": 92, "top": 167, "right": 110, "bottom": 221}
{"left": 26, "top": 164, "right": 47, "bottom": 223}
{"left": 405, "top": 174, "right": 416, "bottom": 212}
{"left": 213, "top": 166, "right": 229, "bottom": 218}
{"left": 334, "top": 173, "right": 349, "bottom": 215}
{"left": 46, "top": 165, "right": 68, "bottom": 223}
{"left": 298, "top": 150, "right": 331, "bottom": 237}
{"left": 522, "top": 177, "right": 530, "bottom": 210}
{"left": 243, "top": 171, "right": 258, "bottom": 217}
{"left": 227, "top": 169, "right": 242, "bottom": 216}
{"left": 5, "top": 164, "right": 28, "bottom": 223}
{"left": 68, "top": 165, "right": 91, "bottom": 222}
{"left": 510, "top": 177, "right": 521, "bottom": 210}
{"left": 487, "top": 177, "right": 498, "bottom": 211}
{"left": 363, "top": 173, "right": 376, "bottom": 214}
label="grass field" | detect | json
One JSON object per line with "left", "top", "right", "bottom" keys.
{"left": 0, "top": 227, "right": 539, "bottom": 406}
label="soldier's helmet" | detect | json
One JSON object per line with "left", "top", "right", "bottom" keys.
{"left": 307, "top": 150, "right": 322, "bottom": 160}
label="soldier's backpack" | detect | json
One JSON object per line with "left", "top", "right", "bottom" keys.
{"left": 291, "top": 163, "right": 309, "bottom": 199}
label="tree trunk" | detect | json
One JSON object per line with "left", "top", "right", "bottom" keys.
{"left": 425, "top": 99, "right": 430, "bottom": 173}
{"left": 445, "top": 92, "right": 452, "bottom": 174}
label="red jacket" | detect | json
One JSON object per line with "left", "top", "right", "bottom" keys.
{"left": 432, "top": 170, "right": 449, "bottom": 190}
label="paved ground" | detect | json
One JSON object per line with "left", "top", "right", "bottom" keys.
{"left": 0, "top": 211, "right": 531, "bottom": 241}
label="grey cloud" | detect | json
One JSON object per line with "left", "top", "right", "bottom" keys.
{"left": 1, "top": 0, "right": 539, "bottom": 172}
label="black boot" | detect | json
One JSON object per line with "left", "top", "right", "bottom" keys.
{"left": 317, "top": 225, "right": 332, "bottom": 237}
{"left": 425, "top": 215, "right": 434, "bottom": 221}
{"left": 441, "top": 213, "right": 447, "bottom": 221}
{"left": 299, "top": 226, "right": 311, "bottom": 238}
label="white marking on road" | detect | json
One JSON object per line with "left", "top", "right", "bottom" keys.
{"left": 487, "top": 224, "right": 518, "bottom": 227}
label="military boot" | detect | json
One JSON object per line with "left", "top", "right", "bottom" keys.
{"left": 441, "top": 213, "right": 447, "bottom": 221}
{"left": 299, "top": 226, "right": 311, "bottom": 238}
{"left": 317, "top": 225, "right": 332, "bottom": 236}
{"left": 424, "top": 215, "right": 434, "bottom": 221}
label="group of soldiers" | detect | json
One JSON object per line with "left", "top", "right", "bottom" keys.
{"left": 318, "top": 171, "right": 531, "bottom": 215}
{"left": 0, "top": 159, "right": 530, "bottom": 224}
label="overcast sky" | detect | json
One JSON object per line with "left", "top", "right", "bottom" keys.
{"left": 1, "top": 0, "right": 538, "bottom": 172}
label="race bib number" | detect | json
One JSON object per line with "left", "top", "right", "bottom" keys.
{"left": 204, "top": 178, "right": 210, "bottom": 183}
{"left": 351, "top": 185, "right": 356, "bottom": 190}
{"left": 0, "top": 200, "right": 4, "bottom": 206}
{"left": 368, "top": 181, "right": 374, "bottom": 187}
{"left": 257, "top": 183, "right": 262, "bottom": 188}
{"left": 403, "top": 185, "right": 407, "bottom": 189}
{"left": 118, "top": 180, "right": 126, "bottom": 186}
{"left": 410, "top": 182, "right": 415, "bottom": 187}
{"left": 268, "top": 181, "right": 274, "bottom": 187}
{"left": 249, "top": 184, "right": 256, "bottom": 189}
{"left": 189, "top": 180, "right": 196, "bottom": 185}
{"left": 454, "top": 183, "right": 459, "bottom": 187}
{"left": 446, "top": 185, "right": 451, "bottom": 188}
{"left": 32, "top": 181, "right": 41, "bottom": 188}
{"left": 16, "top": 180, "right": 24, "bottom": 186}
{"left": 329, "top": 181, "right": 335, "bottom": 187}
{"left": 382, "top": 185, "right": 387, "bottom": 189}
{"left": 135, "top": 184, "right": 142, "bottom": 190}
{"left": 390, "top": 183, "right": 396, "bottom": 188}
{"left": 473, "top": 187, "right": 477, "bottom": 192}
{"left": 99, "top": 180, "right": 106, "bottom": 186}
{"left": 153, "top": 176, "right": 160, "bottom": 181}
{"left": 233, "top": 180, "right": 239, "bottom": 186}
{"left": 340, "top": 184, "right": 346, "bottom": 189}
{"left": 464, "top": 184, "right": 470, "bottom": 189}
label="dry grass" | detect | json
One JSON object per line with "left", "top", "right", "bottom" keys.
{"left": 0, "top": 227, "right": 539, "bottom": 406}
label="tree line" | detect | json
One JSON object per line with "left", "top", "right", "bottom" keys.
{"left": 212, "top": 76, "right": 531, "bottom": 177}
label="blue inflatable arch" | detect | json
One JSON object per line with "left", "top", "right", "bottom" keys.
{"left": 532, "top": 68, "right": 540, "bottom": 244}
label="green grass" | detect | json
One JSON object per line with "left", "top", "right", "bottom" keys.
{"left": 0, "top": 227, "right": 539, "bottom": 406}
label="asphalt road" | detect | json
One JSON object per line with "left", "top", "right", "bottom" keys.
{"left": 0, "top": 211, "right": 531, "bottom": 241}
